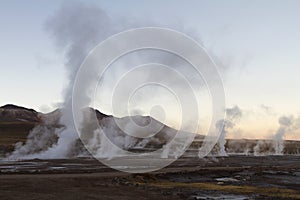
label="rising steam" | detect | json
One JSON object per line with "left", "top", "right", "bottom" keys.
{"left": 7, "top": 1, "right": 226, "bottom": 160}
{"left": 273, "top": 116, "right": 294, "bottom": 155}
{"left": 8, "top": 2, "right": 297, "bottom": 161}
{"left": 7, "top": 2, "right": 120, "bottom": 159}
{"left": 216, "top": 106, "right": 242, "bottom": 156}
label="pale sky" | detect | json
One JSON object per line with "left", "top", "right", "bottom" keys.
{"left": 0, "top": 0, "right": 300, "bottom": 139}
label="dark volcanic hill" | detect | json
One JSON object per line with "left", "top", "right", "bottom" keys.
{"left": 0, "top": 104, "right": 41, "bottom": 123}
{"left": 0, "top": 104, "right": 187, "bottom": 155}
{"left": 0, "top": 104, "right": 43, "bottom": 153}
{"left": 0, "top": 104, "right": 110, "bottom": 125}
{"left": 1, "top": 104, "right": 299, "bottom": 157}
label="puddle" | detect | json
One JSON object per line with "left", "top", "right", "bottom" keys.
{"left": 191, "top": 194, "right": 251, "bottom": 200}
{"left": 215, "top": 177, "right": 239, "bottom": 182}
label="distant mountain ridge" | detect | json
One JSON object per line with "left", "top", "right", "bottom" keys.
{"left": 0, "top": 104, "right": 182, "bottom": 155}
{"left": 0, "top": 104, "right": 174, "bottom": 130}
{"left": 0, "top": 104, "right": 110, "bottom": 124}
{"left": 0, "top": 104, "right": 37, "bottom": 112}
{"left": 0, "top": 103, "right": 181, "bottom": 136}
{"left": 1, "top": 104, "right": 299, "bottom": 156}
{"left": 0, "top": 104, "right": 40, "bottom": 123}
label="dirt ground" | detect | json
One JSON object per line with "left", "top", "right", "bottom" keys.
{"left": 0, "top": 155, "right": 299, "bottom": 200}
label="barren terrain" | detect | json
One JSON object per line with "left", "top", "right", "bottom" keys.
{"left": 0, "top": 155, "right": 299, "bottom": 200}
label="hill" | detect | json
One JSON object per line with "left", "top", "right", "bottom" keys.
{"left": 0, "top": 104, "right": 184, "bottom": 156}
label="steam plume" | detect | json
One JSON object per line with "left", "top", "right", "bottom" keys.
{"left": 37, "top": 3, "right": 119, "bottom": 158}
{"left": 8, "top": 2, "right": 230, "bottom": 160}
{"left": 273, "top": 116, "right": 293, "bottom": 155}
{"left": 216, "top": 106, "right": 242, "bottom": 156}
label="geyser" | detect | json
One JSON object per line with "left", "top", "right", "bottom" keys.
{"left": 273, "top": 116, "right": 294, "bottom": 155}
{"left": 216, "top": 106, "right": 242, "bottom": 156}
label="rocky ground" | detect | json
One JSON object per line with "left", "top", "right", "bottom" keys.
{"left": 0, "top": 155, "right": 299, "bottom": 200}
{"left": 1, "top": 104, "right": 300, "bottom": 199}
